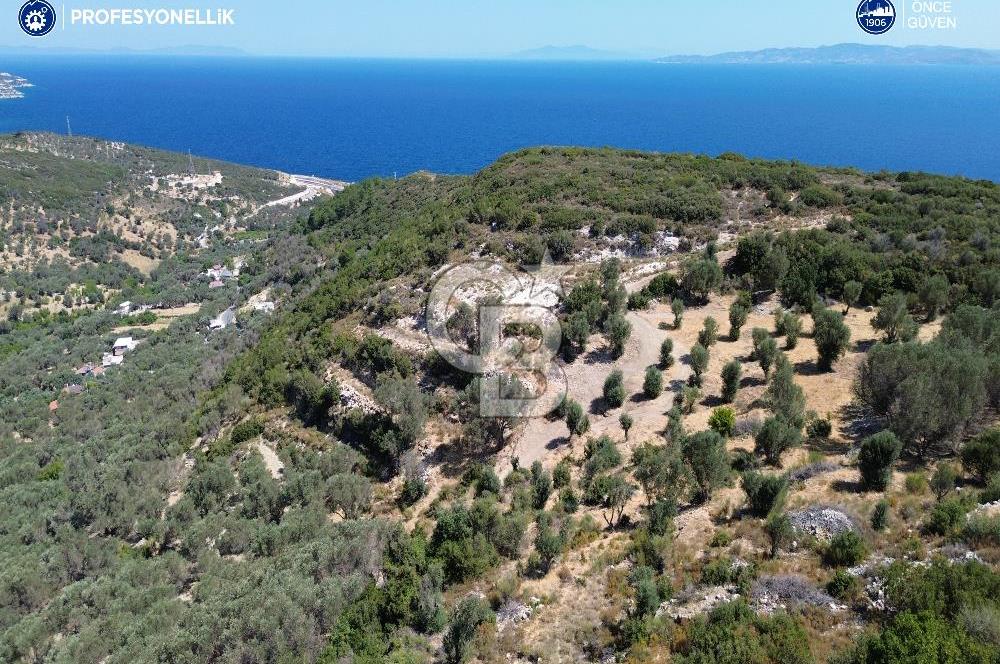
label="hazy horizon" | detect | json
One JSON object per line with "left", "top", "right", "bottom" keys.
{"left": 2, "top": 0, "right": 998, "bottom": 58}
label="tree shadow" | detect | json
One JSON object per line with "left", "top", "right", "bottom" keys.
{"left": 855, "top": 339, "right": 877, "bottom": 353}
{"left": 546, "top": 435, "right": 569, "bottom": 451}
{"left": 792, "top": 359, "right": 825, "bottom": 377}
{"left": 702, "top": 394, "right": 726, "bottom": 409}
{"left": 740, "top": 375, "right": 766, "bottom": 388}
{"left": 583, "top": 346, "right": 613, "bottom": 365}
{"left": 831, "top": 478, "right": 863, "bottom": 494}
{"left": 588, "top": 397, "right": 609, "bottom": 416}
{"left": 803, "top": 435, "right": 851, "bottom": 456}
{"left": 838, "top": 402, "right": 883, "bottom": 445}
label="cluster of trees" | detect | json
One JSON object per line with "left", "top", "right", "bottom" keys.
{"left": 855, "top": 304, "right": 999, "bottom": 458}
{"left": 562, "top": 258, "right": 632, "bottom": 359}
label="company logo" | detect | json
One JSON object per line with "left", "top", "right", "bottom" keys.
{"left": 426, "top": 259, "right": 568, "bottom": 418}
{"left": 857, "top": 0, "right": 896, "bottom": 34}
{"left": 19, "top": 0, "right": 56, "bottom": 37}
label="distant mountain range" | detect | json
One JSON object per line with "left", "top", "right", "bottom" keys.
{"left": 655, "top": 43, "right": 1000, "bottom": 65}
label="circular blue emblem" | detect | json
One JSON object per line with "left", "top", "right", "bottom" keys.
{"left": 19, "top": 0, "right": 56, "bottom": 37}
{"left": 857, "top": 0, "right": 896, "bottom": 35}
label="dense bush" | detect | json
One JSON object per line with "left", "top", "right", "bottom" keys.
{"left": 824, "top": 531, "right": 867, "bottom": 567}
{"left": 754, "top": 416, "right": 801, "bottom": 466}
{"left": 720, "top": 359, "right": 741, "bottom": 403}
{"left": 674, "top": 600, "right": 813, "bottom": 664}
{"left": 741, "top": 471, "right": 788, "bottom": 517}
{"left": 858, "top": 431, "right": 902, "bottom": 491}
{"left": 683, "top": 430, "right": 730, "bottom": 503}
{"left": 603, "top": 369, "right": 626, "bottom": 409}
{"left": 962, "top": 428, "right": 1000, "bottom": 483}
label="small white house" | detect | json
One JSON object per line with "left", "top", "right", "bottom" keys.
{"left": 116, "top": 301, "right": 133, "bottom": 316}
{"left": 209, "top": 307, "right": 237, "bottom": 331}
{"left": 112, "top": 337, "right": 138, "bottom": 356}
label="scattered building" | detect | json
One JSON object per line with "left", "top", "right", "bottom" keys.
{"left": 102, "top": 353, "right": 124, "bottom": 368}
{"left": 209, "top": 307, "right": 237, "bottom": 331}
{"left": 205, "top": 263, "right": 240, "bottom": 282}
{"left": 77, "top": 362, "right": 96, "bottom": 376}
{"left": 62, "top": 384, "right": 85, "bottom": 396}
{"left": 112, "top": 337, "right": 138, "bottom": 356}
{"left": 116, "top": 301, "right": 133, "bottom": 316}
{"left": 209, "top": 279, "right": 225, "bottom": 289}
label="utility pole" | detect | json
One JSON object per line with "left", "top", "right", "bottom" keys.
{"left": 188, "top": 150, "right": 195, "bottom": 176}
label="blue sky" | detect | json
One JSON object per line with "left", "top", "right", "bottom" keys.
{"left": 4, "top": 0, "right": 1000, "bottom": 56}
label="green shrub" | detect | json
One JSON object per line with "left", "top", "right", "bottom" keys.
{"left": 926, "top": 497, "right": 970, "bottom": 536}
{"left": 905, "top": 471, "right": 928, "bottom": 495}
{"left": 475, "top": 466, "right": 502, "bottom": 496}
{"left": 36, "top": 459, "right": 64, "bottom": 481}
{"left": 708, "top": 406, "right": 736, "bottom": 438}
{"left": 710, "top": 529, "right": 733, "bottom": 548}
{"left": 754, "top": 416, "right": 801, "bottom": 466}
{"left": 400, "top": 477, "right": 427, "bottom": 506}
{"left": 741, "top": 471, "right": 788, "bottom": 518}
{"left": 962, "top": 515, "right": 1000, "bottom": 548}
{"left": 826, "top": 569, "right": 860, "bottom": 600}
{"left": 824, "top": 531, "right": 867, "bottom": 567}
{"left": 559, "top": 487, "right": 579, "bottom": 513}
{"left": 962, "top": 428, "right": 1000, "bottom": 483}
{"left": 643, "top": 366, "right": 664, "bottom": 399}
{"left": 443, "top": 596, "right": 494, "bottom": 664}
{"left": 806, "top": 418, "right": 832, "bottom": 439}
{"left": 690, "top": 343, "right": 710, "bottom": 385}
{"left": 682, "top": 430, "right": 730, "bottom": 503}
{"left": 603, "top": 369, "right": 626, "bottom": 409}
{"left": 930, "top": 462, "right": 959, "bottom": 501}
{"left": 698, "top": 316, "right": 720, "bottom": 347}
{"left": 720, "top": 360, "right": 741, "bottom": 403}
{"left": 678, "top": 599, "right": 812, "bottom": 663}
{"left": 765, "top": 513, "right": 794, "bottom": 559}
{"left": 660, "top": 338, "right": 674, "bottom": 368}
{"left": 813, "top": 307, "right": 851, "bottom": 371}
{"left": 871, "top": 500, "right": 890, "bottom": 532}
{"left": 982, "top": 473, "right": 1000, "bottom": 504}
{"left": 553, "top": 460, "right": 571, "bottom": 488}
{"left": 858, "top": 431, "right": 902, "bottom": 491}
{"left": 584, "top": 435, "right": 622, "bottom": 472}
{"left": 231, "top": 417, "right": 264, "bottom": 444}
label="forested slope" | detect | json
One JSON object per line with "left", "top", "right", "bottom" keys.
{"left": 1, "top": 143, "right": 999, "bottom": 663}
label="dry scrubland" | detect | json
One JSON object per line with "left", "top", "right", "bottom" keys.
{"left": 3, "top": 140, "right": 1000, "bottom": 663}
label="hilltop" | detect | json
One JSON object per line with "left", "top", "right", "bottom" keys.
{"left": 1, "top": 141, "right": 999, "bottom": 663}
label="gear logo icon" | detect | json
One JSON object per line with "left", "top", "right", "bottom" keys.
{"left": 18, "top": 0, "right": 56, "bottom": 37}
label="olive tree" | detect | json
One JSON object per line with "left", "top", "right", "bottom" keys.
{"left": 813, "top": 306, "right": 851, "bottom": 371}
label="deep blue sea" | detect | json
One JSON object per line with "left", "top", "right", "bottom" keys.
{"left": 2, "top": 56, "right": 999, "bottom": 182}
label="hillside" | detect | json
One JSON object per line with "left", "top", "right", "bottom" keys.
{"left": 656, "top": 43, "right": 1000, "bottom": 65}
{"left": 2, "top": 142, "right": 999, "bottom": 663}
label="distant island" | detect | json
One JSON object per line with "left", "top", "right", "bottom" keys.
{"left": 0, "top": 72, "right": 31, "bottom": 99}
{"left": 656, "top": 43, "right": 1000, "bottom": 65}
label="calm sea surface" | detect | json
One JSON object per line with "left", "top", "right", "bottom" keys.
{"left": 1, "top": 57, "right": 999, "bottom": 181}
